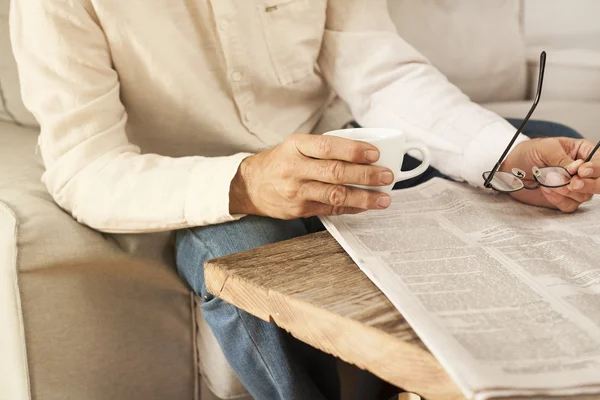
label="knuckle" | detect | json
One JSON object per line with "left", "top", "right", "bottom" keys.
{"left": 280, "top": 181, "right": 300, "bottom": 201}
{"left": 287, "top": 133, "right": 305, "bottom": 152}
{"left": 328, "top": 185, "right": 348, "bottom": 206}
{"left": 289, "top": 204, "right": 306, "bottom": 217}
{"left": 283, "top": 157, "right": 304, "bottom": 179}
{"left": 347, "top": 143, "right": 362, "bottom": 162}
{"left": 364, "top": 168, "right": 377, "bottom": 185}
{"left": 361, "top": 191, "right": 377, "bottom": 209}
{"left": 317, "top": 136, "right": 334, "bottom": 157}
{"left": 331, "top": 206, "right": 345, "bottom": 216}
{"left": 326, "top": 160, "right": 346, "bottom": 181}
{"left": 285, "top": 133, "right": 299, "bottom": 147}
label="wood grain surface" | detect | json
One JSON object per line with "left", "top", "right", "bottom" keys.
{"left": 205, "top": 230, "right": 465, "bottom": 399}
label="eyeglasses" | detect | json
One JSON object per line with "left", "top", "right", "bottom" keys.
{"left": 482, "top": 51, "right": 600, "bottom": 193}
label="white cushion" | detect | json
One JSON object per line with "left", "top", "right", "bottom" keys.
{"left": 0, "top": 0, "right": 38, "bottom": 127}
{"left": 388, "top": 0, "right": 527, "bottom": 103}
{"left": 484, "top": 100, "right": 600, "bottom": 142}
{"left": 0, "top": 203, "right": 30, "bottom": 400}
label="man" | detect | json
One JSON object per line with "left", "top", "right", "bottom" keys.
{"left": 10, "top": 0, "right": 599, "bottom": 399}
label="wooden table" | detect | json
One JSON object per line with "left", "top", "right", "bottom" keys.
{"left": 205, "top": 231, "right": 464, "bottom": 400}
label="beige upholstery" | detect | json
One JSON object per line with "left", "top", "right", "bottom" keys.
{"left": 0, "top": 122, "right": 205, "bottom": 399}
{"left": 526, "top": 47, "right": 600, "bottom": 102}
{"left": 196, "top": 308, "right": 249, "bottom": 399}
{"left": 389, "top": 0, "right": 527, "bottom": 103}
{"left": 0, "top": 202, "right": 29, "bottom": 400}
{"left": 1, "top": 0, "right": 250, "bottom": 393}
{"left": 0, "top": 3, "right": 37, "bottom": 127}
{"left": 1, "top": 0, "right": 599, "bottom": 399}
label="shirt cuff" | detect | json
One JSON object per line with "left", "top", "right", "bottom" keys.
{"left": 184, "top": 152, "right": 254, "bottom": 226}
{"left": 461, "top": 119, "right": 529, "bottom": 188}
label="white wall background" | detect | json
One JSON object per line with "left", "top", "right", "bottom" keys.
{"left": 524, "top": 0, "right": 600, "bottom": 50}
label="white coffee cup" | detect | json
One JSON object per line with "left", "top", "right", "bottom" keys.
{"left": 323, "top": 128, "right": 431, "bottom": 193}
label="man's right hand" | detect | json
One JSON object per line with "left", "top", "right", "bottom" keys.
{"left": 229, "top": 132, "right": 395, "bottom": 219}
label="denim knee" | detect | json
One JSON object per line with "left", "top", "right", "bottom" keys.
{"left": 175, "top": 216, "right": 310, "bottom": 299}
{"left": 506, "top": 118, "right": 583, "bottom": 140}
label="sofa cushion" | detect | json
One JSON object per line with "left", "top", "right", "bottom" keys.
{"left": 0, "top": 122, "right": 120, "bottom": 269}
{"left": 196, "top": 306, "right": 250, "bottom": 399}
{"left": 0, "top": 0, "right": 37, "bottom": 127}
{"left": 388, "top": 0, "right": 527, "bottom": 103}
{"left": 526, "top": 47, "right": 600, "bottom": 102}
{"left": 0, "top": 121, "right": 248, "bottom": 400}
{"left": 20, "top": 256, "right": 196, "bottom": 400}
{"left": 0, "top": 121, "right": 200, "bottom": 399}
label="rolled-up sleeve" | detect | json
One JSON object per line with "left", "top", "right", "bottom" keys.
{"left": 318, "top": 0, "right": 528, "bottom": 186}
{"left": 10, "top": 0, "right": 251, "bottom": 233}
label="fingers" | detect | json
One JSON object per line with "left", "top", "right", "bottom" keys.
{"left": 569, "top": 175, "right": 600, "bottom": 195}
{"left": 541, "top": 187, "right": 581, "bottom": 213}
{"left": 550, "top": 182, "right": 593, "bottom": 203}
{"left": 291, "top": 133, "right": 395, "bottom": 187}
{"left": 302, "top": 159, "right": 394, "bottom": 186}
{"left": 566, "top": 159, "right": 585, "bottom": 175}
{"left": 574, "top": 139, "right": 600, "bottom": 162}
{"left": 308, "top": 202, "right": 367, "bottom": 217}
{"left": 568, "top": 160, "right": 600, "bottom": 195}
{"left": 544, "top": 138, "right": 576, "bottom": 169}
{"left": 292, "top": 133, "right": 380, "bottom": 164}
{"left": 299, "top": 181, "right": 391, "bottom": 211}
{"left": 577, "top": 161, "right": 600, "bottom": 179}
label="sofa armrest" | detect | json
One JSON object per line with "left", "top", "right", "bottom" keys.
{"left": 525, "top": 47, "right": 600, "bottom": 102}
{"left": 0, "top": 122, "right": 126, "bottom": 269}
{"left": 0, "top": 202, "right": 29, "bottom": 400}
{"left": 0, "top": 122, "right": 196, "bottom": 399}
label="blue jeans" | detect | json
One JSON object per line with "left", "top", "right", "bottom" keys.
{"left": 175, "top": 119, "right": 582, "bottom": 400}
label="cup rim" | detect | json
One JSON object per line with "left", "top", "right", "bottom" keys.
{"left": 323, "top": 128, "right": 404, "bottom": 141}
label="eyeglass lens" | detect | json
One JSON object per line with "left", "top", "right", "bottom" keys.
{"left": 483, "top": 167, "right": 572, "bottom": 192}
{"left": 482, "top": 171, "right": 524, "bottom": 192}
{"left": 535, "top": 166, "right": 572, "bottom": 188}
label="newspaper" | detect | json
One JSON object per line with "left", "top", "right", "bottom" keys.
{"left": 320, "top": 178, "right": 600, "bottom": 400}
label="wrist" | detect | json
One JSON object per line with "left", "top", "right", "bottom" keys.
{"left": 229, "top": 155, "right": 256, "bottom": 215}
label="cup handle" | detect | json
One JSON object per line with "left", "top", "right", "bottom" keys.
{"left": 395, "top": 144, "right": 431, "bottom": 182}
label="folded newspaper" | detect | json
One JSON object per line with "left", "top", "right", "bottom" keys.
{"left": 321, "top": 178, "right": 600, "bottom": 400}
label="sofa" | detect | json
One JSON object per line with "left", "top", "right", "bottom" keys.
{"left": 1, "top": 1, "right": 599, "bottom": 399}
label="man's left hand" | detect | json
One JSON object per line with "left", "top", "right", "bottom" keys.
{"left": 501, "top": 137, "right": 599, "bottom": 212}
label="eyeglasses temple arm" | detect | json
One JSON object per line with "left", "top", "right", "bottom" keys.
{"left": 484, "top": 51, "right": 546, "bottom": 188}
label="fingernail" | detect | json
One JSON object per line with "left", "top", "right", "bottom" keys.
{"left": 541, "top": 187, "right": 552, "bottom": 194}
{"left": 572, "top": 180, "right": 584, "bottom": 190}
{"left": 379, "top": 171, "right": 394, "bottom": 185}
{"left": 365, "top": 150, "right": 379, "bottom": 162}
{"left": 580, "top": 167, "right": 593, "bottom": 178}
{"left": 377, "top": 196, "right": 391, "bottom": 209}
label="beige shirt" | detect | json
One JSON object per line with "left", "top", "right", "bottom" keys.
{"left": 10, "top": 0, "right": 526, "bottom": 233}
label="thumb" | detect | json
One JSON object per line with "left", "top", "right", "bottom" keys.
{"left": 544, "top": 144, "right": 579, "bottom": 174}
{"left": 554, "top": 151, "right": 575, "bottom": 169}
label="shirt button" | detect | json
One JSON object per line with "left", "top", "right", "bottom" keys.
{"left": 220, "top": 20, "right": 229, "bottom": 31}
{"left": 231, "top": 71, "right": 243, "bottom": 82}
{"left": 244, "top": 111, "right": 253, "bottom": 122}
